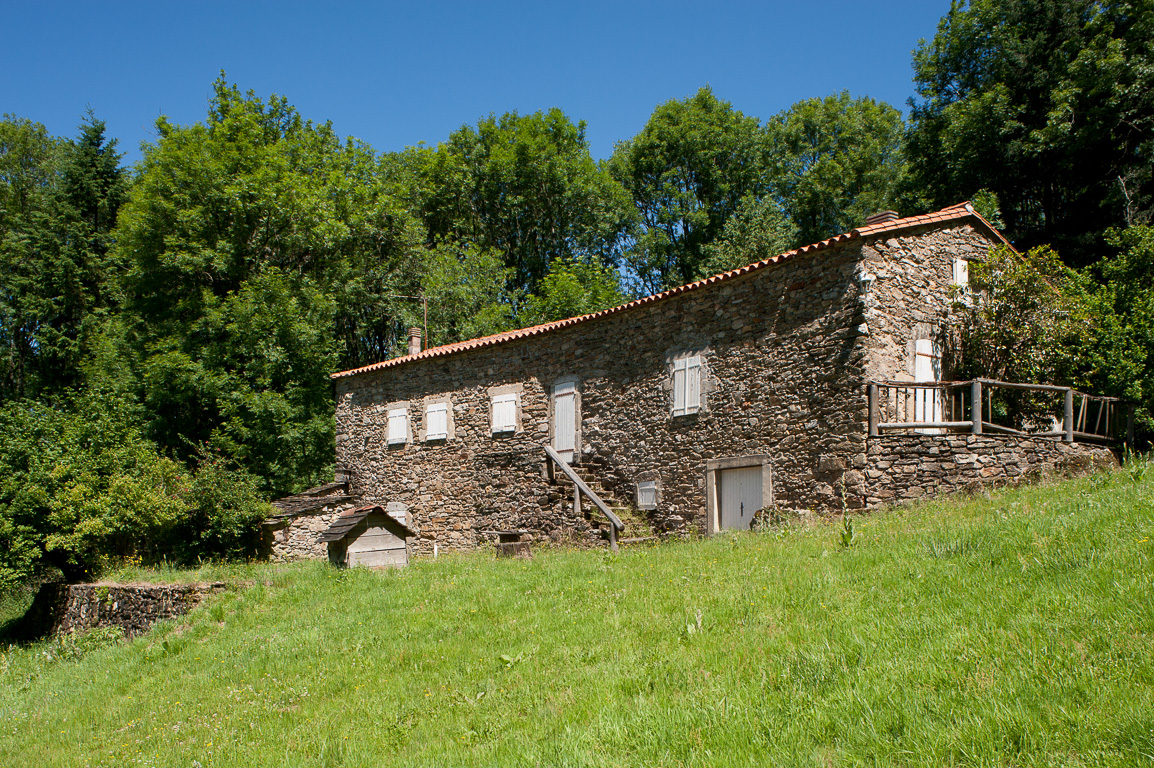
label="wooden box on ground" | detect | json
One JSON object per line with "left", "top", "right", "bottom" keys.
{"left": 318, "top": 503, "right": 415, "bottom": 569}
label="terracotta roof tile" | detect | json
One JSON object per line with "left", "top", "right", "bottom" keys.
{"left": 332, "top": 202, "right": 1008, "bottom": 380}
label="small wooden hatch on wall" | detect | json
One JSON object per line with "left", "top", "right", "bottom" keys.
{"left": 318, "top": 503, "right": 414, "bottom": 569}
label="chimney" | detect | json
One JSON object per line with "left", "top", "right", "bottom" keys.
{"left": 407, "top": 327, "right": 423, "bottom": 357}
{"left": 864, "top": 210, "right": 899, "bottom": 226}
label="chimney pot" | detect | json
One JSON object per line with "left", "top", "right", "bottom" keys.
{"left": 407, "top": 327, "right": 423, "bottom": 357}
{"left": 864, "top": 210, "right": 899, "bottom": 226}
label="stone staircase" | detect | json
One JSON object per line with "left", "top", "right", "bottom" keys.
{"left": 553, "top": 465, "right": 657, "bottom": 546}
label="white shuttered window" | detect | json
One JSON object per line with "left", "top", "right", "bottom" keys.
{"left": 953, "top": 257, "right": 972, "bottom": 306}
{"left": 492, "top": 393, "right": 517, "bottom": 434}
{"left": 386, "top": 408, "right": 408, "bottom": 445}
{"left": 672, "top": 356, "right": 703, "bottom": 416}
{"left": 425, "top": 402, "right": 448, "bottom": 440}
{"left": 637, "top": 481, "right": 657, "bottom": 510}
{"left": 952, "top": 257, "right": 969, "bottom": 286}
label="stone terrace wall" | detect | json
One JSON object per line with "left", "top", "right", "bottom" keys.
{"left": 48, "top": 583, "right": 228, "bottom": 638}
{"left": 336, "top": 240, "right": 871, "bottom": 554}
{"left": 865, "top": 435, "right": 1118, "bottom": 505}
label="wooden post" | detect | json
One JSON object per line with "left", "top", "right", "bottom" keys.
{"left": 1064, "top": 389, "right": 1074, "bottom": 443}
{"left": 573, "top": 483, "right": 581, "bottom": 518}
{"left": 971, "top": 380, "right": 983, "bottom": 435}
{"left": 609, "top": 520, "right": 618, "bottom": 552}
{"left": 868, "top": 383, "right": 879, "bottom": 436}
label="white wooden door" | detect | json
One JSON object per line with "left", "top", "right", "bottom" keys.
{"left": 719, "top": 466, "right": 762, "bottom": 531}
{"left": 914, "top": 339, "right": 943, "bottom": 433}
{"left": 553, "top": 382, "right": 576, "bottom": 463}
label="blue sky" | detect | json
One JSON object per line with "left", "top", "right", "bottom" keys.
{"left": 3, "top": 0, "right": 950, "bottom": 165}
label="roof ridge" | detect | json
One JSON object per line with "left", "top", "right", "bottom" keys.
{"left": 331, "top": 203, "right": 1006, "bottom": 379}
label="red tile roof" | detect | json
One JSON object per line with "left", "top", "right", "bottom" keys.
{"left": 331, "top": 202, "right": 1008, "bottom": 380}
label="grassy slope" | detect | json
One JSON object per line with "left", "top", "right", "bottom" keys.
{"left": 2, "top": 468, "right": 1153, "bottom": 767}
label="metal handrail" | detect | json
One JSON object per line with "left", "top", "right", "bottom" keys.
{"left": 543, "top": 445, "right": 624, "bottom": 550}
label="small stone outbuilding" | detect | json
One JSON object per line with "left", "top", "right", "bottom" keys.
{"left": 262, "top": 481, "right": 355, "bottom": 562}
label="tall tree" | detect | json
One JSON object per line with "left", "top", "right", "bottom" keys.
{"left": 766, "top": 92, "right": 909, "bottom": 245}
{"left": 908, "top": 0, "right": 1154, "bottom": 265}
{"left": 114, "top": 80, "right": 410, "bottom": 493}
{"left": 698, "top": 195, "right": 798, "bottom": 278}
{"left": 609, "top": 87, "right": 769, "bottom": 293}
{"left": 0, "top": 114, "right": 126, "bottom": 401}
{"left": 411, "top": 109, "right": 634, "bottom": 295}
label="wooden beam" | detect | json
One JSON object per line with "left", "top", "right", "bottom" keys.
{"left": 971, "top": 380, "right": 982, "bottom": 435}
{"left": 868, "top": 383, "right": 879, "bottom": 437}
{"left": 1064, "top": 389, "right": 1074, "bottom": 443}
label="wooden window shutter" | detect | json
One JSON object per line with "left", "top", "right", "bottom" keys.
{"left": 426, "top": 402, "right": 448, "bottom": 440}
{"left": 673, "top": 355, "right": 702, "bottom": 416}
{"left": 387, "top": 408, "right": 408, "bottom": 445}
{"left": 672, "top": 358, "right": 687, "bottom": 416}
{"left": 686, "top": 356, "right": 702, "bottom": 413}
{"left": 492, "top": 393, "right": 517, "bottom": 434}
{"left": 953, "top": 257, "right": 969, "bottom": 286}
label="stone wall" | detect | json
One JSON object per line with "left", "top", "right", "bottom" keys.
{"left": 47, "top": 583, "right": 227, "bottom": 638}
{"left": 264, "top": 481, "right": 356, "bottom": 562}
{"left": 264, "top": 501, "right": 356, "bottom": 562}
{"left": 860, "top": 223, "right": 993, "bottom": 383}
{"left": 864, "top": 435, "right": 1118, "bottom": 505}
{"left": 336, "top": 233, "right": 887, "bottom": 554}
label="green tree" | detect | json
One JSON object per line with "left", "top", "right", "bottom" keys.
{"left": 609, "top": 87, "right": 769, "bottom": 293}
{"left": 1091, "top": 226, "right": 1154, "bottom": 435}
{"left": 766, "top": 92, "right": 908, "bottom": 245}
{"left": 0, "top": 393, "right": 272, "bottom": 588}
{"left": 114, "top": 79, "right": 405, "bottom": 493}
{"left": 0, "top": 114, "right": 126, "bottom": 401}
{"left": 958, "top": 244, "right": 1094, "bottom": 386}
{"left": 412, "top": 109, "right": 634, "bottom": 295}
{"left": 698, "top": 196, "right": 797, "bottom": 277}
{"left": 908, "top": 0, "right": 1154, "bottom": 264}
{"left": 956, "top": 244, "right": 1102, "bottom": 427}
{"left": 521, "top": 258, "right": 627, "bottom": 326}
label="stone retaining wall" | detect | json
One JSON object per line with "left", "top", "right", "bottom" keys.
{"left": 48, "top": 582, "right": 227, "bottom": 638}
{"left": 864, "top": 435, "right": 1118, "bottom": 505}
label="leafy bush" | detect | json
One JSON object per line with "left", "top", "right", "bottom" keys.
{"left": 0, "top": 393, "right": 273, "bottom": 588}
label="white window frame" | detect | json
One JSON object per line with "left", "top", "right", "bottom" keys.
{"left": 491, "top": 392, "right": 518, "bottom": 434}
{"left": 953, "top": 257, "right": 972, "bottom": 306}
{"left": 636, "top": 480, "right": 657, "bottom": 510}
{"left": 425, "top": 402, "right": 448, "bottom": 441}
{"left": 386, "top": 407, "right": 408, "bottom": 445}
{"left": 672, "top": 355, "right": 703, "bottom": 417}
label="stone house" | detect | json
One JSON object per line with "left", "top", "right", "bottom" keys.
{"left": 326, "top": 203, "right": 1116, "bottom": 556}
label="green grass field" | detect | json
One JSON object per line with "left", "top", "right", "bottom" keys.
{"left": 3, "top": 465, "right": 1153, "bottom": 767}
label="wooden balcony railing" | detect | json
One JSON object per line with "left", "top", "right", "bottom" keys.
{"left": 868, "top": 379, "right": 1134, "bottom": 445}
